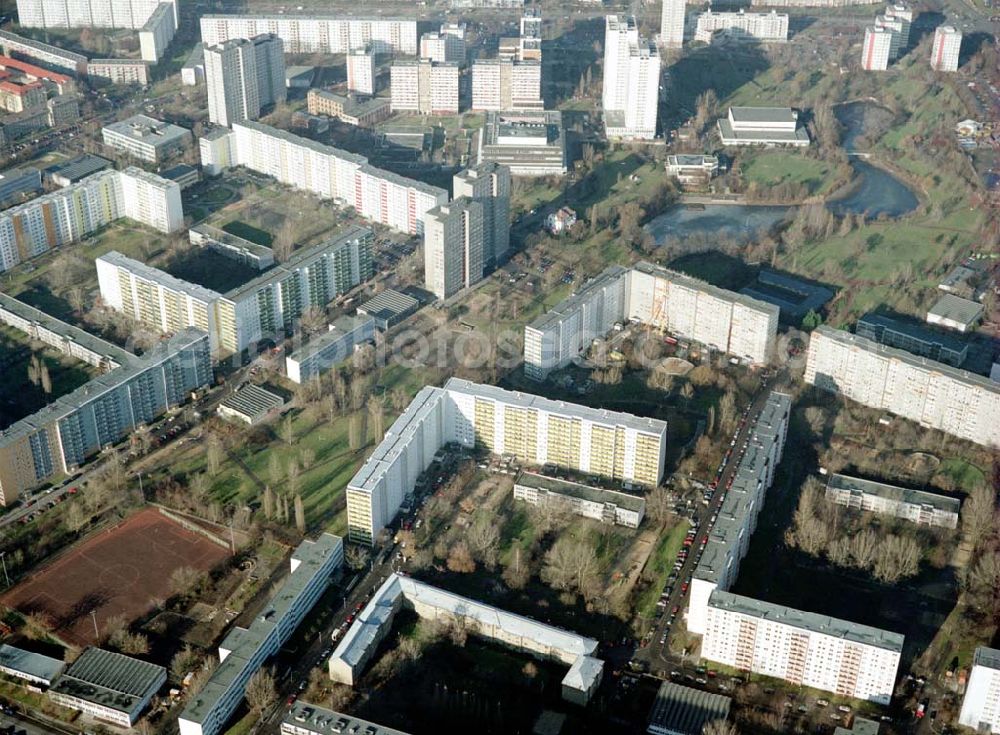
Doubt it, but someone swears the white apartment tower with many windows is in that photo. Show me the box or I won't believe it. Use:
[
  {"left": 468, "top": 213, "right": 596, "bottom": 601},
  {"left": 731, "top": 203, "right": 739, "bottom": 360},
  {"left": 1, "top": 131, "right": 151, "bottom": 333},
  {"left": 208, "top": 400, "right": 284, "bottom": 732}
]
[
  {"left": 660, "top": 0, "right": 685, "bottom": 48},
  {"left": 861, "top": 26, "right": 892, "bottom": 70},
  {"left": 205, "top": 34, "right": 286, "bottom": 127},
  {"left": 602, "top": 16, "right": 660, "bottom": 140},
  {"left": 390, "top": 59, "right": 459, "bottom": 114},
  {"left": 930, "top": 25, "right": 961, "bottom": 71},
  {"left": 346, "top": 45, "right": 376, "bottom": 95},
  {"left": 452, "top": 162, "right": 511, "bottom": 268},
  {"left": 423, "top": 197, "right": 485, "bottom": 300},
  {"left": 471, "top": 59, "right": 543, "bottom": 111},
  {"left": 420, "top": 25, "right": 465, "bottom": 63},
  {"left": 960, "top": 647, "right": 1000, "bottom": 733}
]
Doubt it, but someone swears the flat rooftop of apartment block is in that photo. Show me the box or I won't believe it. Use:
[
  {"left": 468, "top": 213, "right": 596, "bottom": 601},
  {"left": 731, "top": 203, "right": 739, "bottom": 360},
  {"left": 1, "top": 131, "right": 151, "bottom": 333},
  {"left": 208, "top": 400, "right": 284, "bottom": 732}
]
[
  {"left": 99, "top": 251, "right": 222, "bottom": 303},
  {"left": 709, "top": 590, "right": 905, "bottom": 652},
  {"left": 444, "top": 377, "right": 668, "bottom": 436},
  {"left": 973, "top": 646, "right": 1000, "bottom": 671},
  {"left": 814, "top": 326, "right": 998, "bottom": 392},
  {"left": 284, "top": 702, "right": 410, "bottom": 735},
  {"left": 728, "top": 106, "right": 798, "bottom": 125},
  {"left": 514, "top": 470, "right": 646, "bottom": 512},
  {"left": 739, "top": 269, "right": 834, "bottom": 319},
  {"left": 634, "top": 261, "right": 781, "bottom": 318},
  {"left": 828, "top": 474, "right": 960, "bottom": 514}
]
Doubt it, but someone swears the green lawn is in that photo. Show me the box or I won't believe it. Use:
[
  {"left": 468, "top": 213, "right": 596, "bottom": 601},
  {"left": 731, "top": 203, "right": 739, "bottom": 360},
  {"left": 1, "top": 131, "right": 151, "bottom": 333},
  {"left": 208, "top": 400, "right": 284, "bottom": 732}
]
[
  {"left": 937, "top": 458, "right": 987, "bottom": 493},
  {"left": 741, "top": 151, "right": 839, "bottom": 195}
]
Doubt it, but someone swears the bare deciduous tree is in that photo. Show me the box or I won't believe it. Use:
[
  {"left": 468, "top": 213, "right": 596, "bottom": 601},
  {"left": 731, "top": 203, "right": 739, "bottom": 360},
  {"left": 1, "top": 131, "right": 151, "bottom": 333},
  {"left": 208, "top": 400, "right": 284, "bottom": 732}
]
[
  {"left": 245, "top": 667, "right": 278, "bottom": 714},
  {"left": 646, "top": 487, "right": 672, "bottom": 526},
  {"left": 446, "top": 542, "right": 476, "bottom": 573}
]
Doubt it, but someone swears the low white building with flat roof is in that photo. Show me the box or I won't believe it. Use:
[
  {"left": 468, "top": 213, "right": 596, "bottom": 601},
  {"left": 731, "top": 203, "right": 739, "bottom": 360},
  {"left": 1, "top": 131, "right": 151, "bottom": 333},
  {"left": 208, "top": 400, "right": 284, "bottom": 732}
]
[
  {"left": 329, "top": 573, "right": 603, "bottom": 704},
  {"left": 926, "top": 293, "right": 983, "bottom": 332},
  {"left": 825, "top": 473, "right": 960, "bottom": 529},
  {"left": 718, "top": 107, "right": 810, "bottom": 147},
  {"left": 513, "top": 471, "right": 646, "bottom": 528},
  {"left": 217, "top": 384, "right": 284, "bottom": 425},
  {"left": 285, "top": 315, "right": 375, "bottom": 384},
  {"left": 0, "top": 644, "right": 65, "bottom": 686},
  {"left": 478, "top": 111, "right": 567, "bottom": 176}
]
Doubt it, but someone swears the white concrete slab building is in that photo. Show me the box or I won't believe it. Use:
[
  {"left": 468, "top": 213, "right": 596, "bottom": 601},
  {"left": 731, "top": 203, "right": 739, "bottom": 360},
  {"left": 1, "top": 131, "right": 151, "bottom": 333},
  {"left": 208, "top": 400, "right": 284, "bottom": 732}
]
[
  {"left": 930, "top": 25, "right": 961, "bottom": 71},
  {"left": 960, "top": 647, "right": 1000, "bottom": 733},
  {"left": 329, "top": 573, "right": 603, "bottom": 704},
  {"left": 205, "top": 34, "right": 286, "bottom": 128},
  {"left": 805, "top": 326, "right": 1000, "bottom": 448},
  {"left": 453, "top": 162, "right": 511, "bottom": 268},
  {"left": 694, "top": 10, "right": 789, "bottom": 43},
  {"left": 390, "top": 59, "right": 459, "bottom": 114},
  {"left": 199, "top": 15, "right": 417, "bottom": 55},
  {"left": 602, "top": 15, "right": 660, "bottom": 140},
  {"left": 703, "top": 591, "right": 903, "bottom": 704},
  {"left": 825, "top": 474, "right": 960, "bottom": 529},
  {"left": 285, "top": 315, "right": 376, "bottom": 384},
  {"left": 686, "top": 392, "right": 792, "bottom": 635},
  {"left": 346, "top": 45, "right": 376, "bottom": 96},
  {"left": 471, "top": 59, "right": 543, "bottom": 111},
  {"left": 222, "top": 121, "right": 447, "bottom": 235},
  {"left": 718, "top": 107, "right": 810, "bottom": 146},
  {"left": 179, "top": 535, "right": 343, "bottom": 735},
  {"left": 346, "top": 378, "right": 667, "bottom": 544},
  {"left": 102, "top": 114, "right": 191, "bottom": 162}
]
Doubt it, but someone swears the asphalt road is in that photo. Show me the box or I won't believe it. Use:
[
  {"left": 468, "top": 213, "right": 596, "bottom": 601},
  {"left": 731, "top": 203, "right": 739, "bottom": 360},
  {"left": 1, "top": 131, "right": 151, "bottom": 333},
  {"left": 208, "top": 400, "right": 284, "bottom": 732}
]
[{"left": 633, "top": 380, "right": 776, "bottom": 675}]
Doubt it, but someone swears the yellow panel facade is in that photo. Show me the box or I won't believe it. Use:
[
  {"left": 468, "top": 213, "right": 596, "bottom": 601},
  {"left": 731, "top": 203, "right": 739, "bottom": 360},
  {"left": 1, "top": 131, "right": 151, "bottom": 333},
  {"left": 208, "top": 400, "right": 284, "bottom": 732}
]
[
  {"left": 546, "top": 415, "right": 581, "bottom": 470},
  {"left": 474, "top": 398, "right": 496, "bottom": 452}
]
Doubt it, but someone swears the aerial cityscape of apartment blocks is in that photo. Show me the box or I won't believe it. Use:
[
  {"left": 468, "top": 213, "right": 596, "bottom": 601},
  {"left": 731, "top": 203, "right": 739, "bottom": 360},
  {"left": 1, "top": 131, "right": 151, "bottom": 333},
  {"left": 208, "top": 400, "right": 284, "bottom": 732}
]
[
  {"left": 453, "top": 162, "right": 511, "bottom": 269},
  {"left": 390, "top": 60, "right": 460, "bottom": 115},
  {"left": 524, "top": 262, "right": 778, "bottom": 381},
  {"left": 423, "top": 198, "right": 485, "bottom": 300},
  {"left": 825, "top": 474, "right": 960, "bottom": 530},
  {"left": 602, "top": 15, "right": 660, "bottom": 140},
  {"left": 959, "top": 647, "right": 1000, "bottom": 733},
  {"left": 0, "top": 167, "right": 182, "bottom": 273},
  {"left": 346, "top": 378, "right": 667, "bottom": 544},
  {"left": 205, "top": 35, "right": 286, "bottom": 128},
  {"left": 0, "top": 329, "right": 211, "bottom": 504},
  {"left": 98, "top": 227, "right": 373, "bottom": 355},
  {"left": 702, "top": 591, "right": 903, "bottom": 704},
  {"left": 178, "top": 534, "right": 343, "bottom": 735},
  {"left": 16, "top": 0, "right": 176, "bottom": 30},
  {"left": 686, "top": 392, "right": 792, "bottom": 634},
  {"left": 213, "top": 121, "right": 447, "bottom": 235},
  {"left": 199, "top": 15, "right": 418, "bottom": 55},
  {"left": 804, "top": 326, "right": 1000, "bottom": 448}
]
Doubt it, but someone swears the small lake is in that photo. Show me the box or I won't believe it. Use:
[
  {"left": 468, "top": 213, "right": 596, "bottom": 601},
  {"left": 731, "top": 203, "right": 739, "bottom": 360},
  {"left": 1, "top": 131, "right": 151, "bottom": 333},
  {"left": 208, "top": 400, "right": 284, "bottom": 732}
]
[
  {"left": 826, "top": 100, "right": 920, "bottom": 218},
  {"left": 645, "top": 204, "right": 793, "bottom": 243}
]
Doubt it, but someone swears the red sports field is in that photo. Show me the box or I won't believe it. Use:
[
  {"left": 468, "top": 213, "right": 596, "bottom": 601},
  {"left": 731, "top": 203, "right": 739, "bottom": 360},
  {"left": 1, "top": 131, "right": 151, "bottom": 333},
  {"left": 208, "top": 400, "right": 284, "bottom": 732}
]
[{"left": 2, "top": 508, "right": 229, "bottom": 646}]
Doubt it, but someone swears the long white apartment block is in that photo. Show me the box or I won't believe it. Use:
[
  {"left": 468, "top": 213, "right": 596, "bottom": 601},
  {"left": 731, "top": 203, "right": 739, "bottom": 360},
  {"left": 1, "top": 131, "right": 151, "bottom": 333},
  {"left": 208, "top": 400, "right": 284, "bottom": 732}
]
[
  {"left": 179, "top": 535, "right": 343, "bottom": 735},
  {"left": 930, "top": 25, "right": 961, "bottom": 71},
  {"left": 346, "top": 46, "right": 375, "bottom": 96},
  {"left": 199, "top": 15, "right": 418, "bottom": 55},
  {"left": 216, "top": 121, "right": 447, "bottom": 235},
  {"left": 524, "top": 262, "right": 778, "bottom": 381},
  {"left": 138, "top": 2, "right": 176, "bottom": 62},
  {"left": 703, "top": 591, "right": 903, "bottom": 704},
  {"left": 0, "top": 167, "right": 181, "bottom": 274},
  {"left": 661, "top": 0, "right": 686, "bottom": 48},
  {"left": 960, "top": 647, "right": 1000, "bottom": 733},
  {"left": 390, "top": 59, "right": 459, "bottom": 114},
  {"left": 825, "top": 473, "right": 960, "bottom": 529},
  {"left": 861, "top": 26, "right": 892, "bottom": 70},
  {"left": 98, "top": 226, "right": 373, "bottom": 356},
  {"left": 453, "top": 162, "right": 511, "bottom": 268},
  {"left": 423, "top": 197, "right": 484, "bottom": 300},
  {"left": 16, "top": 0, "right": 176, "bottom": 30},
  {"left": 602, "top": 15, "right": 660, "bottom": 140},
  {"left": 804, "top": 326, "right": 1000, "bottom": 449},
  {"left": 97, "top": 251, "right": 220, "bottom": 344},
  {"left": 346, "top": 377, "right": 667, "bottom": 544},
  {"left": 694, "top": 10, "right": 789, "bottom": 43},
  {"left": 687, "top": 392, "right": 791, "bottom": 635},
  {"left": 471, "top": 59, "right": 543, "bottom": 112}
]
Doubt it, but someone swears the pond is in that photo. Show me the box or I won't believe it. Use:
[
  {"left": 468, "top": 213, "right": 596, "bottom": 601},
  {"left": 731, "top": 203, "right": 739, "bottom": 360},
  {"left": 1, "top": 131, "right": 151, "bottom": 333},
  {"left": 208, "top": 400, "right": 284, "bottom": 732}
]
[{"left": 645, "top": 203, "right": 793, "bottom": 244}]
